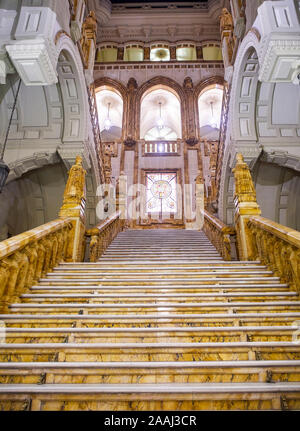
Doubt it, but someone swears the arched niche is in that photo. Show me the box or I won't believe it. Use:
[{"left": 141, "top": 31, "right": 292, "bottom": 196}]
[
  {"left": 252, "top": 161, "right": 300, "bottom": 231},
  {"left": 202, "top": 42, "right": 222, "bottom": 61},
  {"left": 0, "top": 162, "right": 67, "bottom": 240},
  {"left": 96, "top": 86, "right": 124, "bottom": 142},
  {"left": 0, "top": 32, "right": 98, "bottom": 237},
  {"left": 124, "top": 43, "right": 144, "bottom": 62},
  {"left": 140, "top": 86, "right": 182, "bottom": 141},
  {"left": 136, "top": 77, "right": 186, "bottom": 140},
  {"left": 198, "top": 84, "right": 224, "bottom": 140},
  {"left": 219, "top": 28, "right": 300, "bottom": 226},
  {"left": 150, "top": 43, "right": 170, "bottom": 62},
  {"left": 95, "top": 77, "right": 128, "bottom": 140},
  {"left": 96, "top": 44, "right": 118, "bottom": 62},
  {"left": 176, "top": 43, "right": 196, "bottom": 61}
]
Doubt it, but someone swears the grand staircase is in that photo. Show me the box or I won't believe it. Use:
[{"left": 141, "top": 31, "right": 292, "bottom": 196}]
[{"left": 1, "top": 229, "right": 300, "bottom": 411}]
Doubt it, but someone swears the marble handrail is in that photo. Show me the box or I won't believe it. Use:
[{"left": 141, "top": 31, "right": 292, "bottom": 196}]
[
  {"left": 203, "top": 210, "right": 236, "bottom": 261},
  {"left": 248, "top": 216, "right": 300, "bottom": 293},
  {"left": 86, "top": 211, "right": 124, "bottom": 262},
  {"left": 0, "top": 218, "right": 72, "bottom": 312}
]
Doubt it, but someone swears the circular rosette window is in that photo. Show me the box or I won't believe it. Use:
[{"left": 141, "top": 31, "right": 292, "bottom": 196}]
[
  {"left": 146, "top": 172, "right": 177, "bottom": 214},
  {"left": 150, "top": 180, "right": 172, "bottom": 199}
]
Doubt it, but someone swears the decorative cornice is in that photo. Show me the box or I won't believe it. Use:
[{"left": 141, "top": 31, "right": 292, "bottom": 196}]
[
  {"left": 7, "top": 152, "right": 60, "bottom": 183},
  {"left": 6, "top": 38, "right": 58, "bottom": 86},
  {"left": 260, "top": 150, "right": 300, "bottom": 173}
]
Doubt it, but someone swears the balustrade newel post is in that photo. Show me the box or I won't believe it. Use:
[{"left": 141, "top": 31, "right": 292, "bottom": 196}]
[
  {"left": 59, "top": 156, "right": 87, "bottom": 262},
  {"left": 233, "top": 153, "right": 261, "bottom": 260}
]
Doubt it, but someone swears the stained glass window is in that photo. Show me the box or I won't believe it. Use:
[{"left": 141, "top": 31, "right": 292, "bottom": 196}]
[{"left": 146, "top": 172, "right": 177, "bottom": 214}]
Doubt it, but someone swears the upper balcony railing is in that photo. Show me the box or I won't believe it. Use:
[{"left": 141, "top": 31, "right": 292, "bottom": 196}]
[{"left": 143, "top": 140, "right": 181, "bottom": 156}]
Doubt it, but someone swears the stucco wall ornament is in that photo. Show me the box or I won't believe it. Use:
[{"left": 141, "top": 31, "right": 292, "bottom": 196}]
[{"left": 124, "top": 136, "right": 136, "bottom": 148}]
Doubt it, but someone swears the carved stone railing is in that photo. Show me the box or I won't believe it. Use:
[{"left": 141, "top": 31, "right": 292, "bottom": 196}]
[
  {"left": 0, "top": 156, "right": 87, "bottom": 312},
  {"left": 86, "top": 211, "right": 125, "bottom": 262},
  {"left": 143, "top": 140, "right": 181, "bottom": 156},
  {"left": 215, "top": 81, "right": 230, "bottom": 207},
  {"left": 203, "top": 210, "right": 237, "bottom": 261},
  {"left": 87, "top": 83, "right": 105, "bottom": 184},
  {"left": 247, "top": 216, "right": 300, "bottom": 293},
  {"left": 0, "top": 219, "right": 71, "bottom": 312}
]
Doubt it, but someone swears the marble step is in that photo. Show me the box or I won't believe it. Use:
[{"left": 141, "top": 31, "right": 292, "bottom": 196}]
[
  {"left": 58, "top": 261, "right": 262, "bottom": 266},
  {"left": 1, "top": 360, "right": 300, "bottom": 385},
  {"left": 9, "top": 301, "right": 300, "bottom": 316},
  {"left": 2, "top": 312, "right": 300, "bottom": 328},
  {"left": 1, "top": 341, "right": 300, "bottom": 363},
  {"left": 21, "top": 292, "right": 297, "bottom": 304},
  {"left": 39, "top": 277, "right": 281, "bottom": 285},
  {"left": 103, "top": 250, "right": 219, "bottom": 254},
  {"left": 1, "top": 382, "right": 300, "bottom": 392},
  {"left": 3, "top": 325, "right": 298, "bottom": 343},
  {"left": 107, "top": 242, "right": 217, "bottom": 245},
  {"left": 101, "top": 254, "right": 221, "bottom": 258},
  {"left": 98, "top": 258, "right": 224, "bottom": 262},
  {"left": 47, "top": 270, "right": 273, "bottom": 277},
  {"left": 2, "top": 383, "right": 300, "bottom": 411},
  {"left": 106, "top": 248, "right": 218, "bottom": 251},
  {"left": 30, "top": 285, "right": 291, "bottom": 294},
  {"left": 53, "top": 265, "right": 268, "bottom": 272},
  {"left": 3, "top": 325, "right": 299, "bottom": 335}
]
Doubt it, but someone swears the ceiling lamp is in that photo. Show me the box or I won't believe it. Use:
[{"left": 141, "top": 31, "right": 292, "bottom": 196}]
[
  {"left": 156, "top": 49, "right": 168, "bottom": 61},
  {"left": 209, "top": 101, "right": 218, "bottom": 129},
  {"left": 0, "top": 79, "right": 22, "bottom": 193},
  {"left": 156, "top": 102, "right": 164, "bottom": 130},
  {"left": 104, "top": 102, "right": 112, "bottom": 131}
]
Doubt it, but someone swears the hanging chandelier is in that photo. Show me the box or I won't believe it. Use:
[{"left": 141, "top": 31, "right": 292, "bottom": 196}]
[
  {"left": 209, "top": 101, "right": 218, "bottom": 129},
  {"left": 104, "top": 102, "right": 112, "bottom": 131},
  {"left": 156, "top": 101, "right": 164, "bottom": 130}
]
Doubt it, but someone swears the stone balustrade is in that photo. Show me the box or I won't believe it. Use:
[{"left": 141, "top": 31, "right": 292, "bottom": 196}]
[
  {"left": 248, "top": 216, "right": 300, "bottom": 293},
  {"left": 0, "top": 219, "right": 71, "bottom": 312},
  {"left": 86, "top": 211, "right": 124, "bottom": 262},
  {"left": 203, "top": 210, "right": 236, "bottom": 261}
]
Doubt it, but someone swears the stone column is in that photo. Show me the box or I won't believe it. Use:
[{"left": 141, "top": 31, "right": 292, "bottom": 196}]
[
  {"left": 117, "top": 46, "right": 124, "bottom": 61},
  {"left": 183, "top": 77, "right": 197, "bottom": 140},
  {"left": 125, "top": 77, "right": 138, "bottom": 140},
  {"left": 144, "top": 46, "right": 150, "bottom": 60},
  {"left": 170, "top": 46, "right": 177, "bottom": 60},
  {"left": 196, "top": 45, "right": 203, "bottom": 60}
]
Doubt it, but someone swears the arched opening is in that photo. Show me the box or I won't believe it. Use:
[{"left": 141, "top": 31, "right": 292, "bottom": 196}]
[
  {"left": 150, "top": 43, "right": 170, "bottom": 62},
  {"left": 140, "top": 86, "right": 182, "bottom": 141},
  {"left": 176, "top": 43, "right": 196, "bottom": 61},
  {"left": 202, "top": 43, "right": 222, "bottom": 61},
  {"left": 96, "top": 44, "right": 118, "bottom": 62},
  {"left": 198, "top": 84, "right": 224, "bottom": 140},
  {"left": 0, "top": 39, "right": 97, "bottom": 237},
  {"left": 124, "top": 44, "right": 144, "bottom": 62},
  {"left": 96, "top": 86, "right": 123, "bottom": 142}
]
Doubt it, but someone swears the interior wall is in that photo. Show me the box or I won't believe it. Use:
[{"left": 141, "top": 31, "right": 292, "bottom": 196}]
[
  {"left": 253, "top": 161, "right": 300, "bottom": 230},
  {"left": 0, "top": 162, "right": 67, "bottom": 240}
]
